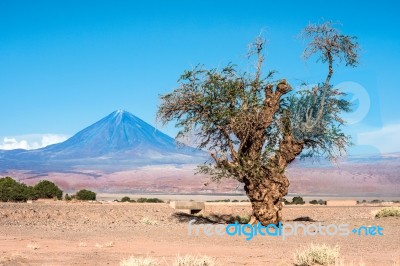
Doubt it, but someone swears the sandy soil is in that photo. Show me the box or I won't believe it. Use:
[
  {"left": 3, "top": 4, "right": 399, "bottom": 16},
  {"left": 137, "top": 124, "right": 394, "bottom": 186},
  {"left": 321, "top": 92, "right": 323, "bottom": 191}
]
[{"left": 0, "top": 202, "right": 399, "bottom": 265}]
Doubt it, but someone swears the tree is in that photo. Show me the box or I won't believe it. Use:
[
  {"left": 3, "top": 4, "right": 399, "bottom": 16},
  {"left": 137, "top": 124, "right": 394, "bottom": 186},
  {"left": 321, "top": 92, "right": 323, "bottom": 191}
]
[
  {"left": 292, "top": 196, "right": 305, "bottom": 205},
  {"left": 33, "top": 180, "right": 63, "bottom": 200},
  {"left": 76, "top": 189, "right": 96, "bottom": 201},
  {"left": 0, "top": 176, "right": 32, "bottom": 202},
  {"left": 157, "top": 21, "right": 359, "bottom": 225},
  {"left": 121, "top": 196, "right": 131, "bottom": 202}
]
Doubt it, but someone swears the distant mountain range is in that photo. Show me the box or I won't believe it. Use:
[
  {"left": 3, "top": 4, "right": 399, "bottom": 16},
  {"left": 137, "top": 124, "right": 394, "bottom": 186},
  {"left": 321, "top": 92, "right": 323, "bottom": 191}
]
[{"left": 0, "top": 110, "right": 399, "bottom": 196}]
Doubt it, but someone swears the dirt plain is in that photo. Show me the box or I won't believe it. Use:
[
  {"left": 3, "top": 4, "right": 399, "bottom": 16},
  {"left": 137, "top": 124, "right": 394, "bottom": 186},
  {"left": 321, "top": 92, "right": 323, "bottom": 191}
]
[{"left": 0, "top": 201, "right": 399, "bottom": 266}]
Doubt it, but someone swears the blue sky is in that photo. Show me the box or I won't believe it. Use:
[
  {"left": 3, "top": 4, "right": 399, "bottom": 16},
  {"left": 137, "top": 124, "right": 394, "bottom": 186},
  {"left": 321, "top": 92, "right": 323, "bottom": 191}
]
[{"left": 0, "top": 0, "right": 399, "bottom": 154}]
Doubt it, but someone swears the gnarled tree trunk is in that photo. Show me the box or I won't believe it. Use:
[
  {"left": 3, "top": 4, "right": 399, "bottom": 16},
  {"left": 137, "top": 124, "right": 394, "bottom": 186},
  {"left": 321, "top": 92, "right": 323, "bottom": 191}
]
[{"left": 244, "top": 171, "right": 289, "bottom": 226}]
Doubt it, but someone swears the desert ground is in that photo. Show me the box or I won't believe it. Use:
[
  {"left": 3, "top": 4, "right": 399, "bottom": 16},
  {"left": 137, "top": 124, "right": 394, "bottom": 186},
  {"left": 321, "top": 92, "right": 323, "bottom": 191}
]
[{"left": 0, "top": 201, "right": 399, "bottom": 266}]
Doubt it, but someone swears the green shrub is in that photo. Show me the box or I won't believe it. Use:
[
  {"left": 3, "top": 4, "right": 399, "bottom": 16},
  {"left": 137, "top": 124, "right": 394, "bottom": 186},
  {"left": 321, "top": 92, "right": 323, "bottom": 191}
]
[
  {"left": 146, "top": 198, "right": 164, "bottom": 203},
  {"left": 232, "top": 199, "right": 239, "bottom": 202},
  {"left": 33, "top": 180, "right": 63, "bottom": 200},
  {"left": 370, "top": 199, "right": 381, "bottom": 204},
  {"left": 309, "top": 199, "right": 326, "bottom": 205},
  {"left": 136, "top": 197, "right": 163, "bottom": 203},
  {"left": 0, "top": 176, "right": 33, "bottom": 202},
  {"left": 64, "top": 193, "right": 72, "bottom": 201},
  {"left": 375, "top": 207, "right": 400, "bottom": 218},
  {"left": 292, "top": 196, "right": 305, "bottom": 205},
  {"left": 76, "top": 189, "right": 96, "bottom": 201},
  {"left": 121, "top": 196, "right": 131, "bottom": 202}
]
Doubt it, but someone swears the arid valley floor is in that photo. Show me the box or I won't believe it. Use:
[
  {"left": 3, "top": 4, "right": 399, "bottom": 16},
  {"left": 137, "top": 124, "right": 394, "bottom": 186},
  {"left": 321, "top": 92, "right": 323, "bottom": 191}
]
[{"left": 0, "top": 201, "right": 399, "bottom": 266}]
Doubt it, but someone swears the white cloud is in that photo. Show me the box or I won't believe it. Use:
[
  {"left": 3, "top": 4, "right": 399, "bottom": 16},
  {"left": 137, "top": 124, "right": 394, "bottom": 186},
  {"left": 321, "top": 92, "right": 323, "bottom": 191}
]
[
  {"left": 0, "top": 134, "right": 69, "bottom": 150},
  {"left": 357, "top": 124, "right": 400, "bottom": 153}
]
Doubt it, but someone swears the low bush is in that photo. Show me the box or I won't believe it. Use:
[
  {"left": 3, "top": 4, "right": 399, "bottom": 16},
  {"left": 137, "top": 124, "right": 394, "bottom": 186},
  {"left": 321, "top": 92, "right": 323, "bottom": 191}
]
[
  {"left": 294, "top": 243, "right": 340, "bottom": 266},
  {"left": 75, "top": 189, "right": 96, "bottom": 201},
  {"left": 375, "top": 207, "right": 400, "bottom": 218},
  {"left": 309, "top": 199, "right": 326, "bottom": 205},
  {"left": 137, "top": 197, "right": 163, "bottom": 203}
]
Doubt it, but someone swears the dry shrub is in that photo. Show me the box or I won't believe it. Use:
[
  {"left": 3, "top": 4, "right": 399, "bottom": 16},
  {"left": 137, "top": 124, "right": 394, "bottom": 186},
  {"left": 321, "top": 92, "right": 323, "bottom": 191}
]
[
  {"left": 140, "top": 217, "right": 158, "bottom": 225},
  {"left": 294, "top": 243, "right": 340, "bottom": 266},
  {"left": 26, "top": 243, "right": 40, "bottom": 250},
  {"left": 375, "top": 207, "right": 400, "bottom": 218},
  {"left": 120, "top": 256, "right": 159, "bottom": 266},
  {"left": 173, "top": 255, "right": 216, "bottom": 266}
]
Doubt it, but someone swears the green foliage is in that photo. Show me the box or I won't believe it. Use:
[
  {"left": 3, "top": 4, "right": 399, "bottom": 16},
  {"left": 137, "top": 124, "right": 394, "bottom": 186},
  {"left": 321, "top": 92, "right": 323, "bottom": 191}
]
[
  {"left": 0, "top": 176, "right": 34, "bottom": 202},
  {"left": 121, "top": 196, "right": 135, "bottom": 202},
  {"left": 121, "top": 196, "right": 131, "bottom": 202},
  {"left": 309, "top": 199, "right": 326, "bottom": 205},
  {"left": 206, "top": 199, "right": 230, "bottom": 203},
  {"left": 33, "top": 180, "right": 63, "bottom": 200},
  {"left": 75, "top": 189, "right": 96, "bottom": 201},
  {"left": 292, "top": 196, "right": 305, "bottom": 205},
  {"left": 136, "top": 197, "right": 163, "bottom": 203},
  {"left": 64, "top": 193, "right": 72, "bottom": 201}
]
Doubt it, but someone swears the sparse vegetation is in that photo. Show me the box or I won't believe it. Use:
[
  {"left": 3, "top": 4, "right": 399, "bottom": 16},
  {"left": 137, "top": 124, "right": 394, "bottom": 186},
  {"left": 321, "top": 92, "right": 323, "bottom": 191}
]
[
  {"left": 140, "top": 217, "right": 158, "bottom": 225},
  {"left": 75, "top": 189, "right": 96, "bottom": 201},
  {"left": 375, "top": 207, "right": 400, "bottom": 218},
  {"left": 294, "top": 243, "right": 340, "bottom": 266},
  {"left": 136, "top": 197, "right": 164, "bottom": 203},
  {"left": 119, "top": 255, "right": 217, "bottom": 266},
  {"left": 309, "top": 199, "right": 326, "bottom": 205},
  {"left": 206, "top": 199, "right": 230, "bottom": 203},
  {"left": 120, "top": 256, "right": 159, "bottom": 266},
  {"left": 173, "top": 255, "right": 216, "bottom": 266}
]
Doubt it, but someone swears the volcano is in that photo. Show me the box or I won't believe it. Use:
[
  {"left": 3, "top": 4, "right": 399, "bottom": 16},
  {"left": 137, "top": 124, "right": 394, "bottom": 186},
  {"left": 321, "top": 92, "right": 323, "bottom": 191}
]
[{"left": 0, "top": 110, "right": 207, "bottom": 172}]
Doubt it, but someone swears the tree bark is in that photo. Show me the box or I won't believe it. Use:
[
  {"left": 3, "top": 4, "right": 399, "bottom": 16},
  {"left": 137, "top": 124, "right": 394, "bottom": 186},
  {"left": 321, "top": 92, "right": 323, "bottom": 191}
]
[{"left": 244, "top": 171, "right": 289, "bottom": 226}]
